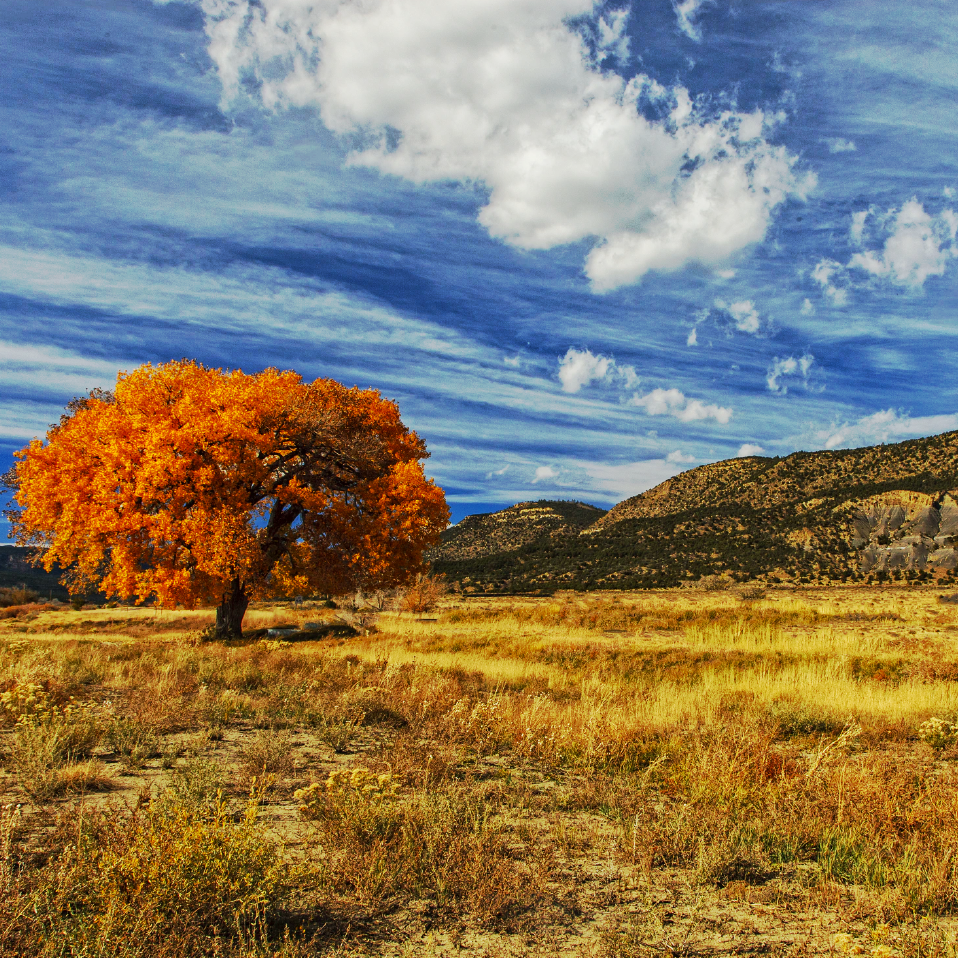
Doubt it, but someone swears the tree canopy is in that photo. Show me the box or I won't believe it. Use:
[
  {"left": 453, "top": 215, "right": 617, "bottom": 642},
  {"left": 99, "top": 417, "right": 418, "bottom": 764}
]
[{"left": 7, "top": 361, "right": 448, "bottom": 637}]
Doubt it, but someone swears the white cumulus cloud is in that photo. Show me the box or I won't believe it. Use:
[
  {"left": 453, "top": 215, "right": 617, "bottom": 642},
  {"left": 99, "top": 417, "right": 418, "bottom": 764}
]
[
  {"left": 767, "top": 354, "right": 815, "bottom": 395},
  {"left": 824, "top": 137, "right": 856, "bottom": 153},
  {"left": 716, "top": 298, "right": 762, "bottom": 334},
  {"left": 532, "top": 465, "right": 559, "bottom": 483},
  {"left": 666, "top": 449, "right": 696, "bottom": 463},
  {"left": 629, "top": 387, "right": 732, "bottom": 424},
  {"left": 849, "top": 198, "right": 957, "bottom": 289},
  {"left": 557, "top": 347, "right": 639, "bottom": 393},
  {"left": 557, "top": 347, "right": 613, "bottom": 393},
  {"left": 736, "top": 443, "right": 765, "bottom": 457},
  {"left": 597, "top": 8, "right": 631, "bottom": 62},
  {"left": 193, "top": 0, "right": 812, "bottom": 291}
]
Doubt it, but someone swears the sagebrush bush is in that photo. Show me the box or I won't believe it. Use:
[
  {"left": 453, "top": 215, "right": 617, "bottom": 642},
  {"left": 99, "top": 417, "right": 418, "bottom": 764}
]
[
  {"left": 397, "top": 574, "right": 448, "bottom": 614},
  {"left": 0, "top": 585, "right": 39, "bottom": 608},
  {"left": 0, "top": 792, "right": 282, "bottom": 957},
  {"left": 698, "top": 574, "right": 734, "bottom": 592},
  {"left": 238, "top": 729, "right": 294, "bottom": 783},
  {"left": 106, "top": 715, "right": 160, "bottom": 768}
]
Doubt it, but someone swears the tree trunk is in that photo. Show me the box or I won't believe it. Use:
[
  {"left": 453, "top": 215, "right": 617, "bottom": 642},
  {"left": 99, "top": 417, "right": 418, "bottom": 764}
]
[{"left": 214, "top": 579, "right": 249, "bottom": 640}]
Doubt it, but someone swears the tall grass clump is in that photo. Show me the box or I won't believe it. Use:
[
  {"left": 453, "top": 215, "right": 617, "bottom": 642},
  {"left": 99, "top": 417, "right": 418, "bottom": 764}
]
[
  {"left": 4, "top": 687, "right": 108, "bottom": 799},
  {"left": 297, "top": 771, "right": 549, "bottom": 928}
]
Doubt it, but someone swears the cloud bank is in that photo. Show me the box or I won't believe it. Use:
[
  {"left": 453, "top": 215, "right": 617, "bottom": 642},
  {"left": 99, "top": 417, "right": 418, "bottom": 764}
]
[
  {"left": 820, "top": 409, "right": 958, "bottom": 450},
  {"left": 193, "top": 0, "right": 812, "bottom": 290}
]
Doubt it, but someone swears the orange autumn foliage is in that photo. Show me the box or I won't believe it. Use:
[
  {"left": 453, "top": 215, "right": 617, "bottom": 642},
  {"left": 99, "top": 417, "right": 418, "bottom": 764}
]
[{"left": 8, "top": 361, "right": 448, "bottom": 632}]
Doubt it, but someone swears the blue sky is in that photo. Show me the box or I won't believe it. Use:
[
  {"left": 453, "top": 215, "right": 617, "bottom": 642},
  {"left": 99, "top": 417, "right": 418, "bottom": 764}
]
[{"left": 2, "top": 0, "right": 958, "bottom": 527}]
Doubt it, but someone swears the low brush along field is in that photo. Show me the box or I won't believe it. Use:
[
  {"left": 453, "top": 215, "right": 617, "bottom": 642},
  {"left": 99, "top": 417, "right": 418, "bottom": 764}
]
[{"left": 3, "top": 587, "right": 958, "bottom": 956}]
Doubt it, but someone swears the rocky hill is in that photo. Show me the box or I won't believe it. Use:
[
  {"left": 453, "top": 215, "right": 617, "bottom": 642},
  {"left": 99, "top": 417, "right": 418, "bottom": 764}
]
[{"left": 430, "top": 431, "right": 958, "bottom": 592}]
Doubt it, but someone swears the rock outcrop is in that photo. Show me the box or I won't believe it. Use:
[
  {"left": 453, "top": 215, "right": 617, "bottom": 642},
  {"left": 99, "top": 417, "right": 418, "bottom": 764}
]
[{"left": 850, "top": 492, "right": 958, "bottom": 573}]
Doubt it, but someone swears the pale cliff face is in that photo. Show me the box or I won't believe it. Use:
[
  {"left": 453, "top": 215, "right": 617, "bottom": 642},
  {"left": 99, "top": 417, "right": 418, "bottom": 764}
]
[{"left": 851, "top": 493, "right": 958, "bottom": 573}]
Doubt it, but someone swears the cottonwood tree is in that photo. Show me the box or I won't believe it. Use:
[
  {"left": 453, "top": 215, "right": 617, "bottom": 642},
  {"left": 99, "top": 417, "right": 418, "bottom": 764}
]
[{"left": 6, "top": 361, "right": 448, "bottom": 638}]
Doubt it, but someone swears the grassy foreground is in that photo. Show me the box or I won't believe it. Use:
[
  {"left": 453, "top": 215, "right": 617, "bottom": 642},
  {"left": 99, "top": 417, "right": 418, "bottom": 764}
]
[{"left": 2, "top": 587, "right": 958, "bottom": 955}]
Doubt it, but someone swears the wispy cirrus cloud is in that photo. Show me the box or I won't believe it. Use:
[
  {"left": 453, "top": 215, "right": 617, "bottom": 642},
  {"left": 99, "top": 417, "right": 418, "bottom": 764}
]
[
  {"left": 672, "top": 0, "right": 714, "bottom": 42},
  {"left": 0, "top": 399, "right": 75, "bottom": 441},
  {"left": 578, "top": 457, "right": 683, "bottom": 498},
  {"left": 0, "top": 341, "right": 125, "bottom": 397}
]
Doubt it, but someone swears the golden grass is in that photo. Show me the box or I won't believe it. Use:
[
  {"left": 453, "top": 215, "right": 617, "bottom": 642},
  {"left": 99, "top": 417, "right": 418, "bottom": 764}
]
[
  {"left": 2, "top": 586, "right": 958, "bottom": 955},
  {"left": 351, "top": 593, "right": 958, "bottom": 732}
]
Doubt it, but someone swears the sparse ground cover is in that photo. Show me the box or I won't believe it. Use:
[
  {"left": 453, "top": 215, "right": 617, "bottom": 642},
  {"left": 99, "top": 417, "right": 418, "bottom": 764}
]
[{"left": 2, "top": 588, "right": 958, "bottom": 956}]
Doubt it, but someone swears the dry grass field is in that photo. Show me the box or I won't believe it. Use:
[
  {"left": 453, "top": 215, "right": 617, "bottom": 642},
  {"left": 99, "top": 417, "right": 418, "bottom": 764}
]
[{"left": 2, "top": 586, "right": 958, "bottom": 956}]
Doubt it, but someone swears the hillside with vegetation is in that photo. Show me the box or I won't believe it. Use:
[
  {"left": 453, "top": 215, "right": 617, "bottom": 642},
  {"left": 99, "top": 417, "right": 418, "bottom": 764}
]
[
  {"left": 0, "top": 546, "right": 68, "bottom": 600},
  {"left": 433, "top": 500, "right": 606, "bottom": 562},
  {"left": 431, "top": 431, "right": 958, "bottom": 592}
]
